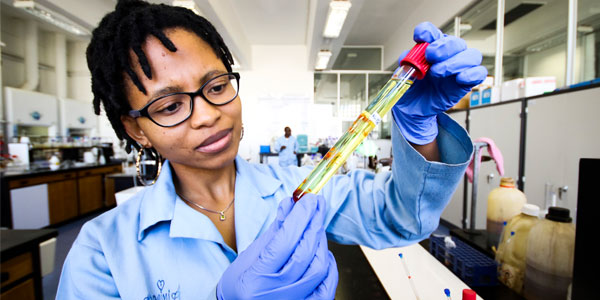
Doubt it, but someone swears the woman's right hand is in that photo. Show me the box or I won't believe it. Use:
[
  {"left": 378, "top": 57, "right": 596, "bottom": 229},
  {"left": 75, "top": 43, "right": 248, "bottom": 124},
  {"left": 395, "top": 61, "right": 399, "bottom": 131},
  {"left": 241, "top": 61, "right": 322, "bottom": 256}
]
[{"left": 216, "top": 194, "right": 338, "bottom": 300}]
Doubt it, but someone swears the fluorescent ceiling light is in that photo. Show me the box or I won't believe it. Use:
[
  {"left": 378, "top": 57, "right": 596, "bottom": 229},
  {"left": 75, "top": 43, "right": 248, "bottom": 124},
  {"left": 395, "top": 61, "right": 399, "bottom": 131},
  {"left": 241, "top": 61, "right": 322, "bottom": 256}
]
[
  {"left": 172, "top": 0, "right": 202, "bottom": 15},
  {"left": 577, "top": 25, "right": 594, "bottom": 33},
  {"left": 13, "top": 0, "right": 91, "bottom": 36},
  {"left": 459, "top": 23, "right": 472, "bottom": 35},
  {"left": 323, "top": 0, "right": 352, "bottom": 39},
  {"left": 315, "top": 50, "right": 332, "bottom": 70}
]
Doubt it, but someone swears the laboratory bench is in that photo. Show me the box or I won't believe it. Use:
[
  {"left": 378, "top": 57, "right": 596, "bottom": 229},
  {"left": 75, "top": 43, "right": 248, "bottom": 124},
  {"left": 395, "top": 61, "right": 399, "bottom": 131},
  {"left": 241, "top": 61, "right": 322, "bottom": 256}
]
[
  {"left": 331, "top": 234, "right": 524, "bottom": 299},
  {"left": 1, "top": 229, "right": 58, "bottom": 300},
  {"left": 0, "top": 161, "right": 123, "bottom": 229}
]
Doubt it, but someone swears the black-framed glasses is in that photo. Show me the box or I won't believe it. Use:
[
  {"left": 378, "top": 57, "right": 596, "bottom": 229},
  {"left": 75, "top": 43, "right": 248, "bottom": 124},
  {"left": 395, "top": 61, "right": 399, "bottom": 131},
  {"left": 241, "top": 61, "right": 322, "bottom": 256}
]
[{"left": 128, "top": 72, "right": 240, "bottom": 127}]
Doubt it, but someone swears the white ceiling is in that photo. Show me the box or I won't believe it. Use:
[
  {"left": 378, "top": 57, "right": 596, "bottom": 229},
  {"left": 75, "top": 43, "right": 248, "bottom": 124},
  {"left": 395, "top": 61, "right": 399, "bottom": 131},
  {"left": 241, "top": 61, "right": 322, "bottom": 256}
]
[{"left": 2, "top": 0, "right": 475, "bottom": 70}]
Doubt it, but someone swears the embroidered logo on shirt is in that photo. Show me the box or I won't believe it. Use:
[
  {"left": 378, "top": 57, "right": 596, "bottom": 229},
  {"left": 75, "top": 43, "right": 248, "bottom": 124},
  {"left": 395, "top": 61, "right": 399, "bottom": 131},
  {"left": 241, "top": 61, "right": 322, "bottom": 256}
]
[{"left": 143, "top": 279, "right": 180, "bottom": 300}]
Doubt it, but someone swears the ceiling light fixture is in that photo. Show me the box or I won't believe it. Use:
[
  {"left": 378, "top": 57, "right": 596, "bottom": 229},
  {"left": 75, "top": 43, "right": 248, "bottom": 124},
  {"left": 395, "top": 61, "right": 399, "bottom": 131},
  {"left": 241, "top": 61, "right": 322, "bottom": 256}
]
[
  {"left": 323, "top": 0, "right": 352, "bottom": 39},
  {"left": 577, "top": 25, "right": 594, "bottom": 33},
  {"left": 12, "top": 0, "right": 91, "bottom": 36},
  {"left": 172, "top": 0, "right": 202, "bottom": 15},
  {"left": 315, "top": 50, "right": 332, "bottom": 70},
  {"left": 459, "top": 23, "right": 472, "bottom": 35}
]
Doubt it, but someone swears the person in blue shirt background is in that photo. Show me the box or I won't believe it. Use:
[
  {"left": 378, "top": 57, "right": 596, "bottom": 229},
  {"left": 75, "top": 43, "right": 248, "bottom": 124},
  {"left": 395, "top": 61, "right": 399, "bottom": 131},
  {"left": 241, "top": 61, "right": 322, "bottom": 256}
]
[
  {"left": 275, "top": 126, "right": 299, "bottom": 167},
  {"left": 56, "top": 0, "right": 487, "bottom": 299}
]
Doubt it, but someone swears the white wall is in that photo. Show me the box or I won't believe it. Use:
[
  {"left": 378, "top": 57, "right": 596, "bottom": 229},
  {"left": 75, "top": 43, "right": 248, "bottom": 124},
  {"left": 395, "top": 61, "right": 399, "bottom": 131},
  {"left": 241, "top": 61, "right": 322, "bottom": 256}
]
[{"left": 238, "top": 44, "right": 340, "bottom": 162}]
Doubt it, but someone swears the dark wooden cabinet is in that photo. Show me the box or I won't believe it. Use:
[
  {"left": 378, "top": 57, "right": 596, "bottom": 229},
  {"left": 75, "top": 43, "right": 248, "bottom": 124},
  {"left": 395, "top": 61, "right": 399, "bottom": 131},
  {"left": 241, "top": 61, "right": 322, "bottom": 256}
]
[
  {"left": 1, "top": 229, "right": 58, "bottom": 300},
  {"left": 48, "top": 179, "right": 79, "bottom": 224},
  {"left": 0, "top": 278, "right": 35, "bottom": 300},
  {"left": 0, "top": 253, "right": 33, "bottom": 290},
  {"left": 0, "top": 252, "right": 36, "bottom": 300},
  {"left": 77, "top": 174, "right": 104, "bottom": 215},
  {"left": 104, "top": 176, "right": 117, "bottom": 207},
  {"left": 2, "top": 164, "right": 123, "bottom": 228}
]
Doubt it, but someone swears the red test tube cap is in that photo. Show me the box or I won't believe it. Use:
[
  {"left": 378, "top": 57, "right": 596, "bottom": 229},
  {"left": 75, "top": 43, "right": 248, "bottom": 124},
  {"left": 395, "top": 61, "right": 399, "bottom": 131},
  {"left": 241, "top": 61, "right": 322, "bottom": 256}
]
[
  {"left": 400, "top": 43, "right": 430, "bottom": 80},
  {"left": 462, "top": 289, "right": 476, "bottom": 300}
]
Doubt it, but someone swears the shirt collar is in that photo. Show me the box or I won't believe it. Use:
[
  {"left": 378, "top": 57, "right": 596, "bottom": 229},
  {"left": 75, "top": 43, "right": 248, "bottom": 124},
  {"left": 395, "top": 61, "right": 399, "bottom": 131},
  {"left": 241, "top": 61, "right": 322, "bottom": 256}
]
[
  {"left": 137, "top": 156, "right": 283, "bottom": 246},
  {"left": 233, "top": 156, "right": 281, "bottom": 198},
  {"left": 137, "top": 160, "right": 178, "bottom": 241}
]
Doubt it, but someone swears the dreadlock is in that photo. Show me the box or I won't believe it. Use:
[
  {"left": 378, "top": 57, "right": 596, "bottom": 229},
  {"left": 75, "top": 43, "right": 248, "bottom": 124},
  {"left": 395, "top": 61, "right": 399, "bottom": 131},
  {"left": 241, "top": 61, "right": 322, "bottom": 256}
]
[{"left": 87, "top": 0, "right": 234, "bottom": 152}]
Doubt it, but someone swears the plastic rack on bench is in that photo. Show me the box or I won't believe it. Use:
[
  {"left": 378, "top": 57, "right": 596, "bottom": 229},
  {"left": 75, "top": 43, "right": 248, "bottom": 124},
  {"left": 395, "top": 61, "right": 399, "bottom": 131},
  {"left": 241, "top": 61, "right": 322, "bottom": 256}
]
[{"left": 429, "top": 236, "right": 498, "bottom": 287}]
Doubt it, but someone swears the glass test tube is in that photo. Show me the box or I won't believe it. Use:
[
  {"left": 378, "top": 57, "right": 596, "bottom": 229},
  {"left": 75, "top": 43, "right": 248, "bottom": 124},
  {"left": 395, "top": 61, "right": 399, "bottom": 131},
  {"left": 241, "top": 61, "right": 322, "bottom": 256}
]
[{"left": 293, "top": 43, "right": 430, "bottom": 202}]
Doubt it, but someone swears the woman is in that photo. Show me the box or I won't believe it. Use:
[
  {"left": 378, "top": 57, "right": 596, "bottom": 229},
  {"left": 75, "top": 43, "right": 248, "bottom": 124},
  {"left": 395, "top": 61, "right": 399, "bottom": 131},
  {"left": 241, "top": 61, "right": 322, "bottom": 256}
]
[{"left": 57, "top": 1, "right": 486, "bottom": 299}]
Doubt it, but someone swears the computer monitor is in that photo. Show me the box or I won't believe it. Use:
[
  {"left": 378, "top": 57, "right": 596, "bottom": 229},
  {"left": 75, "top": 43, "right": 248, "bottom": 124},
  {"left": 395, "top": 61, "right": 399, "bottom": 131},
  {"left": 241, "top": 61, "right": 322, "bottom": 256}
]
[{"left": 571, "top": 158, "right": 598, "bottom": 299}]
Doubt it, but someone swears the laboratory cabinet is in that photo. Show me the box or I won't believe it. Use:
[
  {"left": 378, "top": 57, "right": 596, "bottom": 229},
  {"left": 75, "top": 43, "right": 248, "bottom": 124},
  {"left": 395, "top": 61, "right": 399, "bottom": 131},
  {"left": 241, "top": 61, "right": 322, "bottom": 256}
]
[
  {"left": 1, "top": 229, "right": 58, "bottom": 300},
  {"left": 524, "top": 87, "right": 600, "bottom": 215},
  {"left": 467, "top": 102, "right": 522, "bottom": 229},
  {"left": 444, "top": 103, "right": 522, "bottom": 230},
  {"left": 47, "top": 178, "right": 78, "bottom": 224},
  {"left": 9, "top": 184, "right": 50, "bottom": 229},
  {"left": 1, "top": 253, "right": 35, "bottom": 300},
  {"left": 1, "top": 163, "right": 122, "bottom": 228},
  {"left": 4, "top": 87, "right": 58, "bottom": 127},
  {"left": 58, "top": 97, "right": 99, "bottom": 136},
  {"left": 443, "top": 84, "right": 600, "bottom": 230},
  {"left": 77, "top": 170, "right": 105, "bottom": 215}
]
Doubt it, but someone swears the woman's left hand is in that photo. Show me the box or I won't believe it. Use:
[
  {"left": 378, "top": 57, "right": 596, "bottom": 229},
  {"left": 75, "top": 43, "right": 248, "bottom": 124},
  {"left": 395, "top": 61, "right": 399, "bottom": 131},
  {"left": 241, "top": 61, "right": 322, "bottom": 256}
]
[{"left": 393, "top": 22, "right": 488, "bottom": 145}]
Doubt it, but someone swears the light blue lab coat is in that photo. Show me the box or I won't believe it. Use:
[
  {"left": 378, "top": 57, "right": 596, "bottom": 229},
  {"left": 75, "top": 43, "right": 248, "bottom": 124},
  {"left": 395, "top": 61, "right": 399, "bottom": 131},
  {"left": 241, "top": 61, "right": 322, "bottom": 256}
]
[
  {"left": 56, "top": 113, "right": 473, "bottom": 300},
  {"left": 274, "top": 135, "right": 299, "bottom": 167}
]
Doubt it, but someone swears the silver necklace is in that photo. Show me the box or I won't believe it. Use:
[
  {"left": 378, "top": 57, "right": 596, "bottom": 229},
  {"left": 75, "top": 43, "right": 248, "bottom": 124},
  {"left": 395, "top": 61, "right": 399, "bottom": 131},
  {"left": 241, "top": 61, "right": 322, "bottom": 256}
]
[{"left": 177, "top": 193, "right": 235, "bottom": 221}]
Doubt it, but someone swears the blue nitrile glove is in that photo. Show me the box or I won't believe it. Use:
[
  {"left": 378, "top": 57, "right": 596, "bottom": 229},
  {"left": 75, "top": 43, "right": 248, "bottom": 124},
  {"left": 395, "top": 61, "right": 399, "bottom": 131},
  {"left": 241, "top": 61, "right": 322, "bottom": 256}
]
[
  {"left": 392, "top": 22, "right": 488, "bottom": 145},
  {"left": 216, "top": 194, "right": 338, "bottom": 300}
]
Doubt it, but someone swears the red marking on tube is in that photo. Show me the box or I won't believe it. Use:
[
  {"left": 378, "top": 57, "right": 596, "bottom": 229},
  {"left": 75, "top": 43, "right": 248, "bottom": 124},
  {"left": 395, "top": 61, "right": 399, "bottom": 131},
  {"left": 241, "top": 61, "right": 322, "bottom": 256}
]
[{"left": 293, "top": 189, "right": 303, "bottom": 202}]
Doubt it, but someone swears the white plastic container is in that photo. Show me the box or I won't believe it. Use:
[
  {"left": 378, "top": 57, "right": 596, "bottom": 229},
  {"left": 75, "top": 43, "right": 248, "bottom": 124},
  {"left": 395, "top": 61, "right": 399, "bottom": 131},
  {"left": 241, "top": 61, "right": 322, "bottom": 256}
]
[
  {"left": 486, "top": 177, "right": 527, "bottom": 248},
  {"left": 523, "top": 77, "right": 556, "bottom": 97},
  {"left": 496, "top": 204, "right": 540, "bottom": 294},
  {"left": 49, "top": 153, "right": 60, "bottom": 170},
  {"left": 524, "top": 207, "right": 575, "bottom": 300}
]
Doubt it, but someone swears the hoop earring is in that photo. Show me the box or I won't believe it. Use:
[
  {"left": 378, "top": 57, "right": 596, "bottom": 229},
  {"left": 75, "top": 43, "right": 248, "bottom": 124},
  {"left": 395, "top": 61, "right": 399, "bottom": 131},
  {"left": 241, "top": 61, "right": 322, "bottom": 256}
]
[
  {"left": 240, "top": 125, "right": 244, "bottom": 141},
  {"left": 135, "top": 147, "right": 163, "bottom": 186}
]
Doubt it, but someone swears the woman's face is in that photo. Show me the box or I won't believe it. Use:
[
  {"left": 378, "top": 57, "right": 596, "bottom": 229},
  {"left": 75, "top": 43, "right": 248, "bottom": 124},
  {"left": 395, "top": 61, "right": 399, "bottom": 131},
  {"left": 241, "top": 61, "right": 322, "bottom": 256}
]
[{"left": 121, "top": 28, "right": 242, "bottom": 171}]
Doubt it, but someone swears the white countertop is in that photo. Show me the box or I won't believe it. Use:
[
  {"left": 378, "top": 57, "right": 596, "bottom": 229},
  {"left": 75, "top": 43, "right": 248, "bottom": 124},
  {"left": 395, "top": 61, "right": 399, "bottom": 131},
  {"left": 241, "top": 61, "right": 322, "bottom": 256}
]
[{"left": 360, "top": 243, "right": 484, "bottom": 300}]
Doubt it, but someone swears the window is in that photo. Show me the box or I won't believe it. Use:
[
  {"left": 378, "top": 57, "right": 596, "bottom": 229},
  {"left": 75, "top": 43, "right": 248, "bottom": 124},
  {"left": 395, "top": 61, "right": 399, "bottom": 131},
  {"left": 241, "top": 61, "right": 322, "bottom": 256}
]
[
  {"left": 332, "top": 47, "right": 382, "bottom": 70},
  {"left": 577, "top": 0, "right": 600, "bottom": 83}
]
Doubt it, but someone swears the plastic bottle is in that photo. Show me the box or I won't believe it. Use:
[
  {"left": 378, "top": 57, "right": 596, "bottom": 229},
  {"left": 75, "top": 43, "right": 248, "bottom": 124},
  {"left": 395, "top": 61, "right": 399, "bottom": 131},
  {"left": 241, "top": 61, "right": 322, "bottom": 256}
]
[
  {"left": 496, "top": 232, "right": 517, "bottom": 291},
  {"left": 49, "top": 152, "right": 60, "bottom": 170},
  {"left": 495, "top": 204, "right": 540, "bottom": 294},
  {"left": 486, "top": 177, "right": 527, "bottom": 248},
  {"left": 523, "top": 207, "right": 575, "bottom": 300}
]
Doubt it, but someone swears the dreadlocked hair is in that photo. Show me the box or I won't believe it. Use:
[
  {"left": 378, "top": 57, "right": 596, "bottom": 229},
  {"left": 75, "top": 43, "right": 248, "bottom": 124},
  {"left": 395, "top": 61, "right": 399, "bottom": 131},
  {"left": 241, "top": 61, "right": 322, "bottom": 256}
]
[{"left": 87, "top": 0, "right": 234, "bottom": 152}]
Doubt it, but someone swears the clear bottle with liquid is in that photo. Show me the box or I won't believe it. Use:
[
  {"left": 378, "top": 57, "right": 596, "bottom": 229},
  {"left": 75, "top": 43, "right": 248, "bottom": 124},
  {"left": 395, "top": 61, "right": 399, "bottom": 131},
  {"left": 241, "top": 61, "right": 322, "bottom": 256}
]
[{"left": 523, "top": 207, "right": 575, "bottom": 300}]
